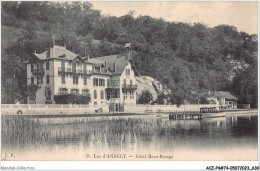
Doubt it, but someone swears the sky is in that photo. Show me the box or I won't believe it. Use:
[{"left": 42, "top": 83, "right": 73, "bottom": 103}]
[{"left": 91, "top": 1, "right": 258, "bottom": 35}]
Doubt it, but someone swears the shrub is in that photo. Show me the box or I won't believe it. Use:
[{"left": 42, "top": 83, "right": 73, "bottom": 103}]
[
  {"left": 138, "top": 90, "right": 153, "bottom": 104},
  {"left": 54, "top": 94, "right": 91, "bottom": 104}
]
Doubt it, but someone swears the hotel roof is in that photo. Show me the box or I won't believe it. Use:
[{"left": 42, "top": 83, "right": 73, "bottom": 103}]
[
  {"left": 34, "top": 45, "right": 79, "bottom": 60},
  {"left": 88, "top": 53, "right": 131, "bottom": 75}
]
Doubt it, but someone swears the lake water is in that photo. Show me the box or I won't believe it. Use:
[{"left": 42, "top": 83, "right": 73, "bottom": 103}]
[{"left": 1, "top": 113, "right": 258, "bottom": 160}]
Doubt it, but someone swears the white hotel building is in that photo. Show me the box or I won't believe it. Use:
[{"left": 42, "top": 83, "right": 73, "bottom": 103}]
[{"left": 25, "top": 43, "right": 137, "bottom": 111}]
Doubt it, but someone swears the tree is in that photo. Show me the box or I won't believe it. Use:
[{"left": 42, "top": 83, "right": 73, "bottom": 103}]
[
  {"left": 1, "top": 1, "right": 258, "bottom": 106},
  {"left": 170, "top": 59, "right": 192, "bottom": 106},
  {"left": 27, "top": 84, "right": 38, "bottom": 102},
  {"left": 138, "top": 90, "right": 153, "bottom": 104},
  {"left": 156, "top": 93, "right": 167, "bottom": 105},
  {"left": 232, "top": 65, "right": 257, "bottom": 108},
  {"left": 199, "top": 97, "right": 210, "bottom": 104}
]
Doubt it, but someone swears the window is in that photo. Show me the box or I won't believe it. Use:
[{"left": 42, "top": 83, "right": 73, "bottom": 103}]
[
  {"left": 72, "top": 63, "right": 76, "bottom": 72},
  {"left": 130, "top": 91, "right": 134, "bottom": 99},
  {"left": 31, "top": 76, "right": 34, "bottom": 85},
  {"left": 107, "top": 79, "right": 111, "bottom": 87},
  {"left": 130, "top": 80, "right": 133, "bottom": 86},
  {"left": 113, "top": 63, "right": 116, "bottom": 72},
  {"left": 114, "top": 89, "right": 120, "bottom": 98},
  {"left": 83, "top": 63, "right": 86, "bottom": 71},
  {"left": 84, "top": 76, "right": 87, "bottom": 85},
  {"left": 47, "top": 50, "right": 50, "bottom": 58},
  {"left": 82, "top": 89, "right": 89, "bottom": 96},
  {"left": 99, "top": 78, "right": 105, "bottom": 86},
  {"left": 106, "top": 90, "right": 111, "bottom": 100},
  {"left": 124, "top": 92, "right": 127, "bottom": 100},
  {"left": 126, "top": 69, "right": 130, "bottom": 76},
  {"left": 46, "top": 74, "right": 50, "bottom": 84},
  {"left": 99, "top": 78, "right": 102, "bottom": 86},
  {"left": 96, "top": 66, "right": 101, "bottom": 72},
  {"left": 45, "top": 88, "right": 52, "bottom": 97},
  {"left": 123, "top": 79, "right": 126, "bottom": 86},
  {"left": 61, "top": 61, "right": 65, "bottom": 69},
  {"left": 71, "top": 89, "right": 79, "bottom": 96},
  {"left": 37, "top": 76, "right": 43, "bottom": 85},
  {"left": 61, "top": 74, "right": 65, "bottom": 84},
  {"left": 94, "top": 90, "right": 97, "bottom": 99},
  {"left": 31, "top": 64, "right": 34, "bottom": 72},
  {"left": 59, "top": 88, "right": 67, "bottom": 95},
  {"left": 46, "top": 60, "right": 49, "bottom": 70},
  {"left": 101, "top": 90, "right": 104, "bottom": 99},
  {"left": 73, "top": 75, "right": 78, "bottom": 84},
  {"left": 93, "top": 78, "right": 98, "bottom": 86}
]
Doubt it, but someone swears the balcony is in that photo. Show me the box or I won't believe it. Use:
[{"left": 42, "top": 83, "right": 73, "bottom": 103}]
[
  {"left": 32, "top": 69, "right": 44, "bottom": 75},
  {"left": 122, "top": 84, "right": 137, "bottom": 91},
  {"left": 92, "top": 68, "right": 111, "bottom": 75},
  {"left": 58, "top": 67, "right": 92, "bottom": 76}
]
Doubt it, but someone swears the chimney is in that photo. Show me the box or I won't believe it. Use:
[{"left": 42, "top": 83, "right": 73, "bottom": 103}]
[
  {"left": 64, "top": 44, "right": 66, "bottom": 49},
  {"left": 208, "top": 91, "right": 211, "bottom": 95}
]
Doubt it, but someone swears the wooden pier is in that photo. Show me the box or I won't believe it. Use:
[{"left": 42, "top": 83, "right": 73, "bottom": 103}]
[{"left": 169, "top": 112, "right": 202, "bottom": 120}]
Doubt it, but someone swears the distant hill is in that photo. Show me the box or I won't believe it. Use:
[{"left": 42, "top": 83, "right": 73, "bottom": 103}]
[{"left": 1, "top": 1, "right": 257, "bottom": 107}]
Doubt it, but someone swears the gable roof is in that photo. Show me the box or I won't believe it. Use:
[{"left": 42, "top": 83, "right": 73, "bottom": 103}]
[
  {"left": 88, "top": 53, "right": 131, "bottom": 75},
  {"left": 34, "top": 45, "right": 78, "bottom": 60},
  {"left": 218, "top": 91, "right": 238, "bottom": 100},
  {"left": 198, "top": 91, "right": 238, "bottom": 100}
]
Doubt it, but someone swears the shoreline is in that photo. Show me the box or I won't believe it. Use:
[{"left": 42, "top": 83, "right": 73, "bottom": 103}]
[{"left": 1, "top": 109, "right": 257, "bottom": 118}]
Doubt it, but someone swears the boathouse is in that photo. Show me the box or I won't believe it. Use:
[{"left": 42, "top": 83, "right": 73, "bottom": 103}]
[{"left": 200, "top": 91, "right": 238, "bottom": 109}]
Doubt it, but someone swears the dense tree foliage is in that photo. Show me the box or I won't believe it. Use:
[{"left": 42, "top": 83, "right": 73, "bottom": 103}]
[
  {"left": 138, "top": 90, "right": 153, "bottom": 104},
  {"left": 199, "top": 97, "right": 210, "bottom": 104},
  {"left": 1, "top": 2, "right": 257, "bottom": 107}
]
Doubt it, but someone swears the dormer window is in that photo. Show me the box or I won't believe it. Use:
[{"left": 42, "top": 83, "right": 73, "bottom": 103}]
[
  {"left": 113, "top": 63, "right": 116, "bottom": 72},
  {"left": 47, "top": 50, "right": 50, "bottom": 58},
  {"left": 59, "top": 54, "right": 66, "bottom": 58}
]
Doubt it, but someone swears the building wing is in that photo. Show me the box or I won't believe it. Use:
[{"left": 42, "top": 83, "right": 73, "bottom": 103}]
[{"left": 88, "top": 53, "right": 130, "bottom": 75}]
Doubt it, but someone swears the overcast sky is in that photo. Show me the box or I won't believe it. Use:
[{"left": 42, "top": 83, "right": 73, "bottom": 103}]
[{"left": 91, "top": 1, "right": 258, "bottom": 35}]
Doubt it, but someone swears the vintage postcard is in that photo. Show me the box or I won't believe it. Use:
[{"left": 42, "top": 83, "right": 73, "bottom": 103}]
[{"left": 1, "top": 0, "right": 258, "bottom": 169}]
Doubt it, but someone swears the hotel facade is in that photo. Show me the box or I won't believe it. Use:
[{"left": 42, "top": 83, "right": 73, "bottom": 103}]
[{"left": 25, "top": 43, "right": 137, "bottom": 111}]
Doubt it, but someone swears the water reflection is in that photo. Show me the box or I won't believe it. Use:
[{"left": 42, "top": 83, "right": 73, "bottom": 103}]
[{"left": 1, "top": 113, "right": 258, "bottom": 160}]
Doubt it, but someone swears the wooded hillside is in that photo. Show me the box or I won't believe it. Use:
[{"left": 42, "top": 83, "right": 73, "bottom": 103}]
[{"left": 1, "top": 2, "right": 257, "bottom": 107}]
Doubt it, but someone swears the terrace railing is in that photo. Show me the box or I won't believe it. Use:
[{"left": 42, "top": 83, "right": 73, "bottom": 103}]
[
  {"left": 122, "top": 84, "right": 137, "bottom": 91},
  {"left": 58, "top": 67, "right": 92, "bottom": 76}
]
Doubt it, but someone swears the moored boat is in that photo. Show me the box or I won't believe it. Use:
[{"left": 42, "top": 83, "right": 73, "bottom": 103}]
[
  {"left": 201, "top": 112, "right": 225, "bottom": 118},
  {"left": 200, "top": 107, "right": 225, "bottom": 118}
]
